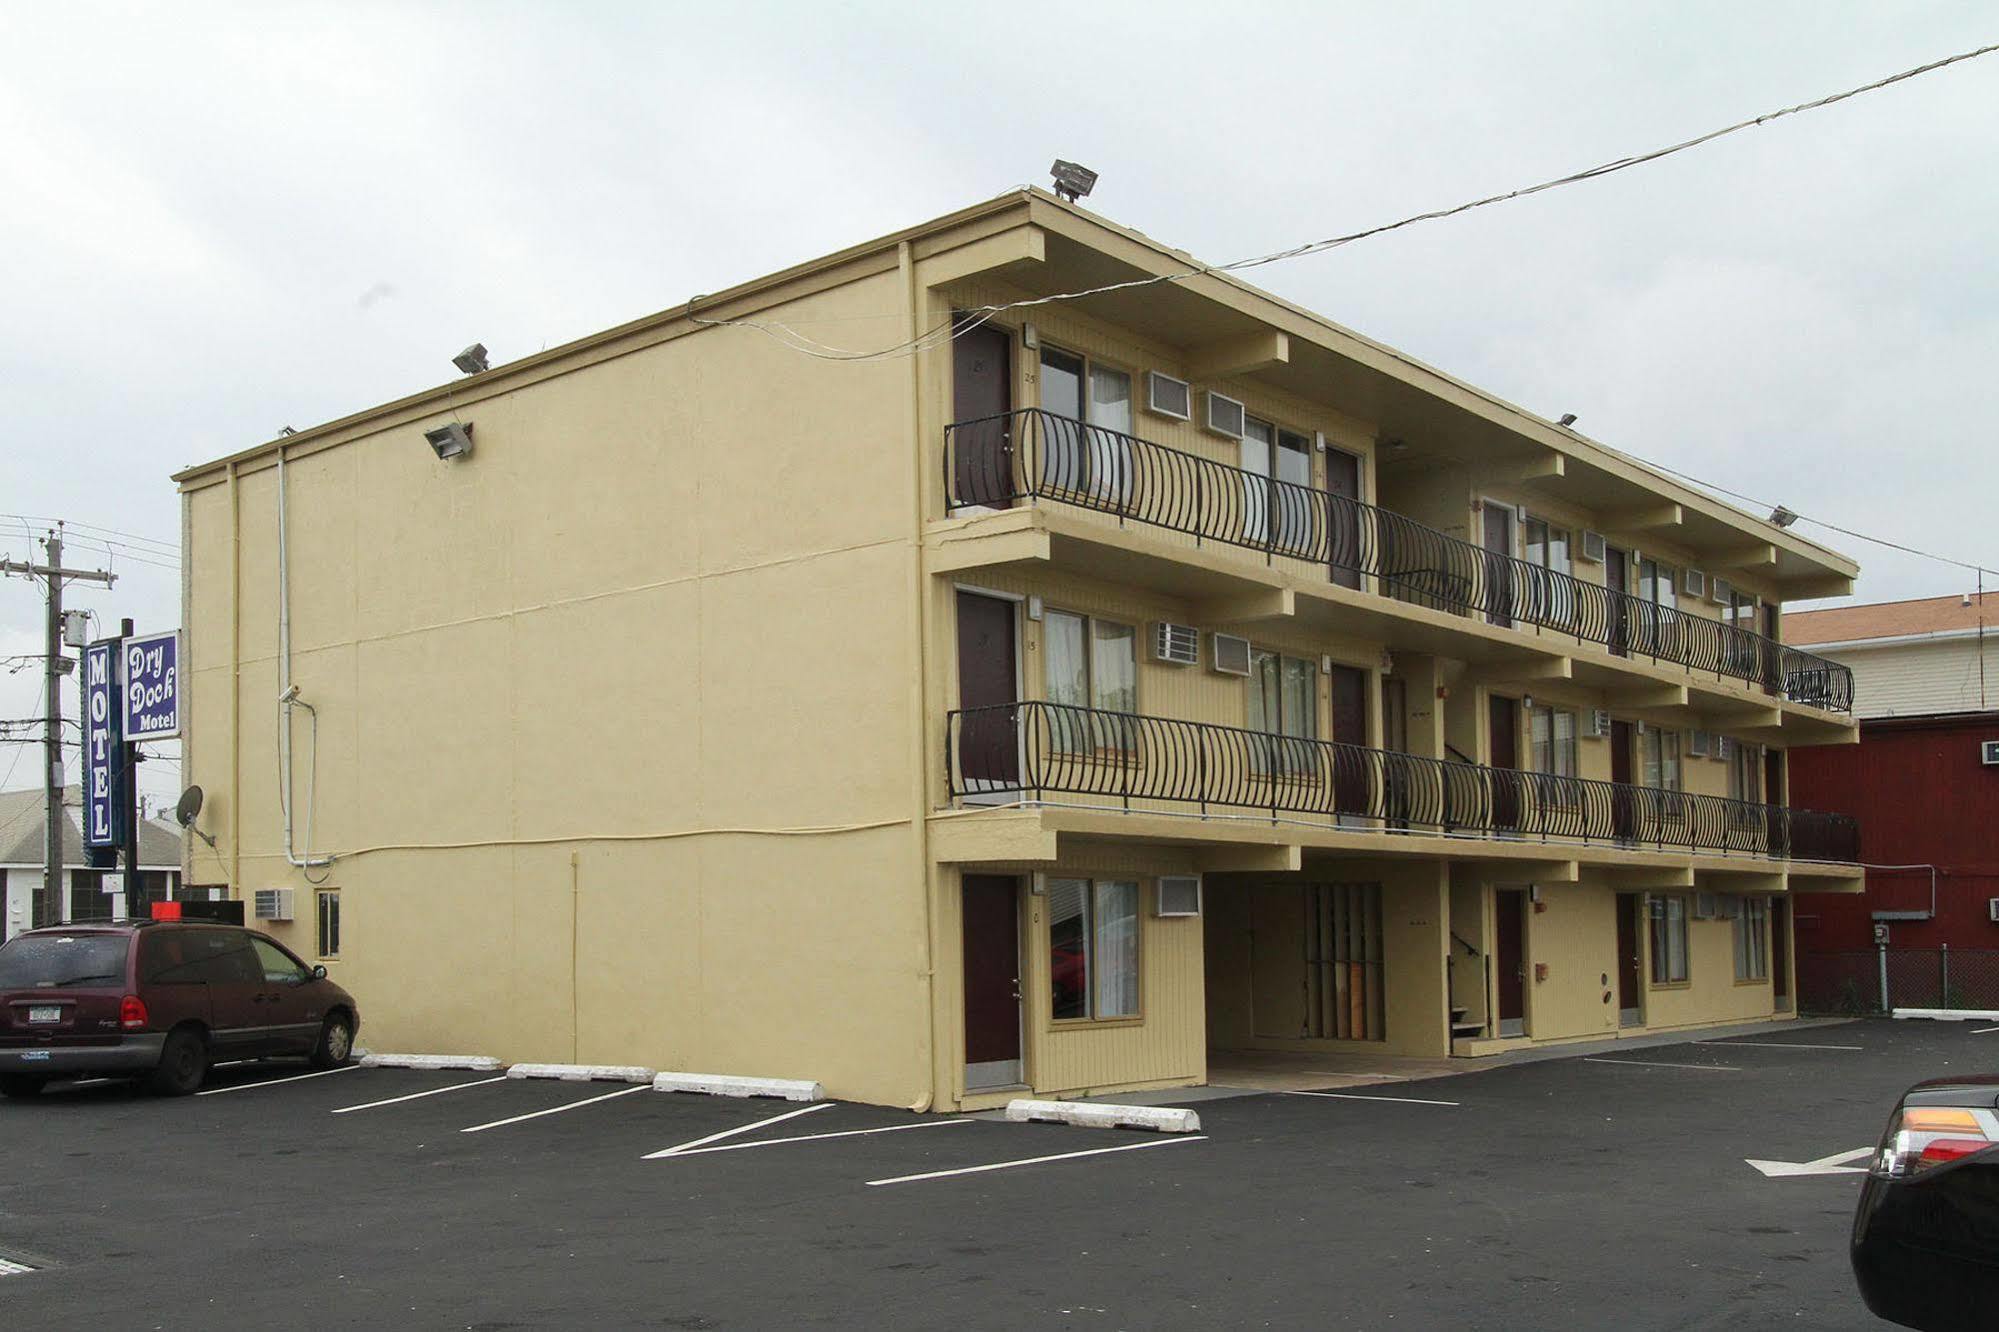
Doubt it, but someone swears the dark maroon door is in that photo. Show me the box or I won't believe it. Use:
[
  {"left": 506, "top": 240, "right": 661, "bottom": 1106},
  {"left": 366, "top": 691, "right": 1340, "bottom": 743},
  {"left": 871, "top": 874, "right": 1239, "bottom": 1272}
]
[
  {"left": 1605, "top": 546, "right": 1629, "bottom": 656},
  {"left": 961, "top": 875, "right": 1021, "bottom": 1083},
  {"left": 1495, "top": 889, "right": 1526, "bottom": 1031},
  {"left": 1330, "top": 665, "right": 1369, "bottom": 815},
  {"left": 951, "top": 322, "right": 1013, "bottom": 508},
  {"left": 1610, "top": 719, "right": 1635, "bottom": 841},
  {"left": 1326, "top": 448, "right": 1362, "bottom": 590},
  {"left": 1483, "top": 504, "right": 1513, "bottom": 627},
  {"left": 1762, "top": 602, "right": 1782, "bottom": 692},
  {"left": 1615, "top": 894, "right": 1642, "bottom": 1022},
  {"left": 1488, "top": 695, "right": 1520, "bottom": 831},
  {"left": 955, "top": 591, "right": 1019, "bottom": 790}
]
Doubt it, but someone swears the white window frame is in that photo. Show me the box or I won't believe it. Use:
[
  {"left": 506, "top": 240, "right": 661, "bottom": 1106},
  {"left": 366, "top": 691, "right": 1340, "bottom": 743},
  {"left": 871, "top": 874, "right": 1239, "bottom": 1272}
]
[
  {"left": 1036, "top": 343, "right": 1134, "bottom": 507},
  {"left": 1046, "top": 877, "right": 1142, "bottom": 1022}
]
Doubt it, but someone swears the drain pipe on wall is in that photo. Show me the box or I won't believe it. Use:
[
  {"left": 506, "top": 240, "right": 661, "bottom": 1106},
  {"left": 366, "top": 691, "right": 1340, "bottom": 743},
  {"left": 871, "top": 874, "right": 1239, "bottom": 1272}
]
[{"left": 276, "top": 446, "right": 335, "bottom": 872}]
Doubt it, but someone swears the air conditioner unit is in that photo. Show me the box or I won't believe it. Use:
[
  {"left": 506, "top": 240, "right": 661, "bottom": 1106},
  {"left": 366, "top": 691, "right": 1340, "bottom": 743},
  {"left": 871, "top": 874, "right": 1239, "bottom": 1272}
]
[
  {"left": 1151, "top": 621, "right": 1199, "bottom": 666},
  {"left": 1212, "top": 633, "right": 1252, "bottom": 677},
  {"left": 1585, "top": 709, "right": 1612, "bottom": 739},
  {"left": 1716, "top": 735, "right": 1736, "bottom": 760},
  {"left": 1204, "top": 391, "right": 1246, "bottom": 440},
  {"left": 1988, "top": 897, "right": 1999, "bottom": 923},
  {"left": 1687, "top": 729, "right": 1710, "bottom": 758},
  {"left": 254, "top": 888, "right": 295, "bottom": 922},
  {"left": 1579, "top": 531, "right": 1606, "bottom": 563},
  {"left": 1683, "top": 568, "right": 1706, "bottom": 599},
  {"left": 1146, "top": 371, "right": 1192, "bottom": 421},
  {"left": 1694, "top": 891, "right": 1719, "bottom": 920},
  {"left": 1156, "top": 875, "right": 1203, "bottom": 917},
  {"left": 1709, "top": 577, "right": 1731, "bottom": 606},
  {"left": 1981, "top": 740, "right": 1999, "bottom": 767}
]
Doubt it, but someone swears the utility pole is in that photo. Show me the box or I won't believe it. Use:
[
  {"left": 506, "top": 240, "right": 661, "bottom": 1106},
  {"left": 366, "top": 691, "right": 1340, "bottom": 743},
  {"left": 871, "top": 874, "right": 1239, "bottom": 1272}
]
[{"left": 1, "top": 527, "right": 115, "bottom": 922}]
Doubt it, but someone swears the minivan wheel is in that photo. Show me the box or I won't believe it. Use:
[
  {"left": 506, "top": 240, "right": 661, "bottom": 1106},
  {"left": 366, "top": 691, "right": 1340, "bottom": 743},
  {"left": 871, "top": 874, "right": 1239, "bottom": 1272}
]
[
  {"left": 0, "top": 1074, "right": 48, "bottom": 1099},
  {"left": 309, "top": 1015, "right": 354, "bottom": 1070},
  {"left": 146, "top": 1028, "right": 208, "bottom": 1097}
]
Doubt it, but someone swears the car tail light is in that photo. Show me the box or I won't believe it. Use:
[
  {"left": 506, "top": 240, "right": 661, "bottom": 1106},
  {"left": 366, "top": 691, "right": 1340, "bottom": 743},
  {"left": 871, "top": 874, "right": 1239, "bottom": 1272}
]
[
  {"left": 119, "top": 995, "right": 150, "bottom": 1030},
  {"left": 1871, "top": 1105, "right": 1999, "bottom": 1178}
]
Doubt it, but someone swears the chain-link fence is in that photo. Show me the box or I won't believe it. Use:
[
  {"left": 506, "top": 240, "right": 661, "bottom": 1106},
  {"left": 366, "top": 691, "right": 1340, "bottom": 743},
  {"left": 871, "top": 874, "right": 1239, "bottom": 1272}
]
[{"left": 1800, "top": 948, "right": 1999, "bottom": 1015}]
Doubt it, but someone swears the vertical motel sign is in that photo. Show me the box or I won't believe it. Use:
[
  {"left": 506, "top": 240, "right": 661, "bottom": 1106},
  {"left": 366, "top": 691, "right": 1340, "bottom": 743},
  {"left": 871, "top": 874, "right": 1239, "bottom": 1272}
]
[{"left": 83, "top": 641, "right": 121, "bottom": 848}]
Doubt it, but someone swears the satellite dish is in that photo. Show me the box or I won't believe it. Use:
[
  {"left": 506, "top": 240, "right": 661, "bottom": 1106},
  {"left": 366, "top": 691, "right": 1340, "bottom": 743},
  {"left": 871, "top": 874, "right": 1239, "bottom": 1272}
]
[{"left": 175, "top": 785, "right": 204, "bottom": 828}]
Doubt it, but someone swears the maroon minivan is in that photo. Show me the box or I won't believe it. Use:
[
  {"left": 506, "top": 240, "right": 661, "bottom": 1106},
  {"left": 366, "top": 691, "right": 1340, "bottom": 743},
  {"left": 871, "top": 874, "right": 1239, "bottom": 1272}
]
[{"left": 0, "top": 921, "right": 360, "bottom": 1098}]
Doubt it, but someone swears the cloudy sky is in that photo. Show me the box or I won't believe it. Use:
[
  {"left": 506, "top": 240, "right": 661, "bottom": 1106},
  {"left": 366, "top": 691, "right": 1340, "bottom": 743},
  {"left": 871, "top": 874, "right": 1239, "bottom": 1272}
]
[{"left": 2, "top": 1, "right": 1995, "bottom": 805}]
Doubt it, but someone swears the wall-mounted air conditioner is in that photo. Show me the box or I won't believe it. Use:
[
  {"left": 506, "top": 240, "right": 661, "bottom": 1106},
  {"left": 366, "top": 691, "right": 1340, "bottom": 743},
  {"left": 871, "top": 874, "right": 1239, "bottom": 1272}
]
[
  {"left": 1147, "top": 371, "right": 1192, "bottom": 421},
  {"left": 1687, "top": 729, "right": 1711, "bottom": 758},
  {"left": 1212, "top": 633, "right": 1252, "bottom": 677},
  {"left": 1151, "top": 622, "right": 1199, "bottom": 666},
  {"left": 1716, "top": 735, "right": 1736, "bottom": 760},
  {"left": 1204, "top": 391, "right": 1246, "bottom": 440},
  {"left": 1988, "top": 897, "right": 1999, "bottom": 923},
  {"left": 1580, "top": 531, "right": 1606, "bottom": 563},
  {"left": 1585, "top": 709, "right": 1611, "bottom": 739},
  {"left": 1683, "top": 568, "right": 1707, "bottom": 599},
  {"left": 1709, "top": 577, "right": 1731, "bottom": 606},
  {"left": 1693, "top": 891, "right": 1719, "bottom": 920},
  {"left": 254, "top": 888, "right": 294, "bottom": 922},
  {"left": 1981, "top": 740, "right": 1999, "bottom": 767},
  {"left": 1156, "top": 875, "right": 1204, "bottom": 918}
]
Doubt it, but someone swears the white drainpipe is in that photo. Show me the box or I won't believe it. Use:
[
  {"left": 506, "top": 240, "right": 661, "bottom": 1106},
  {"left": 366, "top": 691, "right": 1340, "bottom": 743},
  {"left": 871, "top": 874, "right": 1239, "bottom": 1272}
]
[{"left": 276, "top": 446, "right": 334, "bottom": 870}]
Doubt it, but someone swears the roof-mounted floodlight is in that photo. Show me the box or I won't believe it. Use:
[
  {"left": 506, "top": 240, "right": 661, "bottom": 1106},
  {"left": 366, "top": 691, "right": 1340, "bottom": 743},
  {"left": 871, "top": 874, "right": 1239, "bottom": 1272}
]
[
  {"left": 1768, "top": 505, "right": 1799, "bottom": 528},
  {"left": 452, "top": 343, "right": 490, "bottom": 375},
  {"left": 424, "top": 422, "right": 474, "bottom": 460},
  {"left": 1557, "top": 413, "right": 1578, "bottom": 427},
  {"left": 1050, "top": 160, "right": 1098, "bottom": 203}
]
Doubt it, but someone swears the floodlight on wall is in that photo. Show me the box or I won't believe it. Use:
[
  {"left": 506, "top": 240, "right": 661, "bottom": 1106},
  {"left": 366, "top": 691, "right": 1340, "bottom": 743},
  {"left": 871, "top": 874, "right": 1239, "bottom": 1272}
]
[
  {"left": 424, "top": 421, "right": 474, "bottom": 460},
  {"left": 1050, "top": 159, "right": 1098, "bottom": 203},
  {"left": 1557, "top": 413, "right": 1579, "bottom": 427},
  {"left": 452, "top": 343, "right": 490, "bottom": 375},
  {"left": 1768, "top": 505, "right": 1799, "bottom": 528}
]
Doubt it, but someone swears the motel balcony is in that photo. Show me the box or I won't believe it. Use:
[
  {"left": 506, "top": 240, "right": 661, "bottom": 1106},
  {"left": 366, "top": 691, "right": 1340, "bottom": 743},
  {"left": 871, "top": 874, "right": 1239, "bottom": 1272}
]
[
  {"left": 935, "top": 409, "right": 1855, "bottom": 738},
  {"left": 937, "top": 701, "right": 1861, "bottom": 883}
]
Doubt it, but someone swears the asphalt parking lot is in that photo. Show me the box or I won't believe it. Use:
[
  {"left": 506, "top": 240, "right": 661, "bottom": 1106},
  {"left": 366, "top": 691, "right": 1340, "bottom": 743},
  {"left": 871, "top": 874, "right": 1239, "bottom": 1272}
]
[{"left": 1, "top": 1018, "right": 1991, "bottom": 1329}]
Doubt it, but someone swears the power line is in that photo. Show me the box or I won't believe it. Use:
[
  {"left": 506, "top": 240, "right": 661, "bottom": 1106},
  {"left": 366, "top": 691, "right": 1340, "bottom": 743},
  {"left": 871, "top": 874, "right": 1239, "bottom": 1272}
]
[
  {"left": 689, "top": 40, "right": 1999, "bottom": 361},
  {"left": 0, "top": 514, "right": 176, "bottom": 555}
]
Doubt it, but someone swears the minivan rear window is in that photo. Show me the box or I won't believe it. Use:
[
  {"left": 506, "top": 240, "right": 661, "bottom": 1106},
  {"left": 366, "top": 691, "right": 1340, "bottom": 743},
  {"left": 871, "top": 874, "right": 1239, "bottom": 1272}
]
[{"left": 0, "top": 935, "right": 131, "bottom": 989}]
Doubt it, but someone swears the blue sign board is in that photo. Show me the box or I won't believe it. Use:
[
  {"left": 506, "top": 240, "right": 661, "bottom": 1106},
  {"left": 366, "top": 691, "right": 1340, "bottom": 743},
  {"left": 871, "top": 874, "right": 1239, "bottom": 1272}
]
[
  {"left": 84, "top": 641, "right": 119, "bottom": 848},
  {"left": 122, "top": 630, "right": 181, "bottom": 741}
]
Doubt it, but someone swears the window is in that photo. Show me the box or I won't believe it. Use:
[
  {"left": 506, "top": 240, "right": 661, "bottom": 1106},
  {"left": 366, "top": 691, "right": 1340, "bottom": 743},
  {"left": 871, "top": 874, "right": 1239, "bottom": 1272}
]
[
  {"left": 1522, "top": 516, "right": 1574, "bottom": 625},
  {"left": 1528, "top": 705, "right": 1579, "bottom": 810},
  {"left": 1727, "top": 740, "right": 1762, "bottom": 804},
  {"left": 1733, "top": 895, "right": 1768, "bottom": 981},
  {"left": 1038, "top": 346, "right": 1132, "bottom": 505},
  {"left": 1637, "top": 556, "right": 1677, "bottom": 653},
  {"left": 29, "top": 883, "right": 56, "bottom": 929},
  {"left": 1047, "top": 877, "right": 1140, "bottom": 1020},
  {"left": 1640, "top": 727, "right": 1682, "bottom": 793},
  {"left": 139, "top": 929, "right": 206, "bottom": 986},
  {"left": 1249, "top": 649, "right": 1318, "bottom": 774},
  {"left": 317, "top": 890, "right": 342, "bottom": 959},
  {"left": 251, "top": 936, "right": 310, "bottom": 985},
  {"left": 68, "top": 870, "right": 114, "bottom": 922},
  {"left": 1649, "top": 895, "right": 1689, "bottom": 984},
  {"left": 1043, "top": 610, "right": 1137, "bottom": 756},
  {"left": 1241, "top": 418, "right": 1314, "bottom": 551}
]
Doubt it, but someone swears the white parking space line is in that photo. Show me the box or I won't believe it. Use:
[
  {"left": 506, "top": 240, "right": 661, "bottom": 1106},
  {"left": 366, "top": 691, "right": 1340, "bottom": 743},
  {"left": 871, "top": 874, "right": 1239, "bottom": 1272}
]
[
  {"left": 866, "top": 1134, "right": 1205, "bottom": 1187},
  {"left": 1583, "top": 1057, "right": 1741, "bottom": 1072},
  {"left": 1701, "top": 1040, "right": 1864, "bottom": 1051},
  {"left": 196, "top": 1065, "right": 360, "bottom": 1096},
  {"left": 642, "top": 1102, "right": 833, "bottom": 1158},
  {"left": 1280, "top": 1090, "right": 1461, "bottom": 1107},
  {"left": 1972, "top": 1025, "right": 1999, "bottom": 1034},
  {"left": 332, "top": 1077, "right": 509, "bottom": 1115},
  {"left": 461, "top": 1084, "right": 649, "bottom": 1134},
  {"left": 655, "top": 1117, "right": 976, "bottom": 1160}
]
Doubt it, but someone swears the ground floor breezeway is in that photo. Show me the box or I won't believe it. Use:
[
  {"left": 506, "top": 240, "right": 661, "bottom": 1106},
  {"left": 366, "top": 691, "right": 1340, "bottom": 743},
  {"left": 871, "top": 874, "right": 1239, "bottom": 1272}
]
[{"left": 939, "top": 846, "right": 1808, "bottom": 1111}]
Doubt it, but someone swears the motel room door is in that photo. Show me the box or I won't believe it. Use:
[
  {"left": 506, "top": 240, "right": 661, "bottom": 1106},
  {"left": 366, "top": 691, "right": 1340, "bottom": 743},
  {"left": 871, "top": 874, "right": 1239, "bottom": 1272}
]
[
  {"left": 951, "top": 322, "right": 1014, "bottom": 508},
  {"left": 1610, "top": 720, "right": 1637, "bottom": 842},
  {"left": 1771, "top": 898, "right": 1792, "bottom": 1012},
  {"left": 1488, "top": 695, "right": 1520, "bottom": 833},
  {"left": 1615, "top": 894, "right": 1644, "bottom": 1027},
  {"left": 955, "top": 590, "right": 1020, "bottom": 798},
  {"left": 962, "top": 875, "right": 1023, "bottom": 1090},
  {"left": 1495, "top": 888, "right": 1527, "bottom": 1037},
  {"left": 1482, "top": 503, "right": 1514, "bottom": 627}
]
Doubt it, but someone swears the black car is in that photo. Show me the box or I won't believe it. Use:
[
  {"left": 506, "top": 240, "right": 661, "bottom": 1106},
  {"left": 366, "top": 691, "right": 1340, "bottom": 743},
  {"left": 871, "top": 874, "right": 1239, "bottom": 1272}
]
[{"left": 1851, "top": 1074, "right": 1999, "bottom": 1331}]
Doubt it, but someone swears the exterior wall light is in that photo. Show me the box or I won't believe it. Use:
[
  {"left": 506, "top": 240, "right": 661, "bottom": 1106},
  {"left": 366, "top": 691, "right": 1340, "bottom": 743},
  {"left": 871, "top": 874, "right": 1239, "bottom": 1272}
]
[{"left": 424, "top": 422, "right": 474, "bottom": 460}]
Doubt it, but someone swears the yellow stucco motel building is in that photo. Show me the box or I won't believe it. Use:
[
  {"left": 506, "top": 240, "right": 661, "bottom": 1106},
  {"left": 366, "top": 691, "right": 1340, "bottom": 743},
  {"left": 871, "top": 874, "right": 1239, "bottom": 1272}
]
[{"left": 175, "top": 190, "right": 1863, "bottom": 1110}]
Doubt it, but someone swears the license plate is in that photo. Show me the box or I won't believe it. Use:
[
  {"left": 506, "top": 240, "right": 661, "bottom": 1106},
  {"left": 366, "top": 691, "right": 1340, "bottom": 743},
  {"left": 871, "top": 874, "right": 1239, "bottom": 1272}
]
[
  {"left": 21, "top": 1050, "right": 50, "bottom": 1062},
  {"left": 27, "top": 1006, "right": 61, "bottom": 1024}
]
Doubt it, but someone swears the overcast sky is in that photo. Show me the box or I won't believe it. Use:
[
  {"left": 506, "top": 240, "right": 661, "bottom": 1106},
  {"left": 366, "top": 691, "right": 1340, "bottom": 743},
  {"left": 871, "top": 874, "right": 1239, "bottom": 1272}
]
[{"left": 3, "top": 1, "right": 1996, "bottom": 805}]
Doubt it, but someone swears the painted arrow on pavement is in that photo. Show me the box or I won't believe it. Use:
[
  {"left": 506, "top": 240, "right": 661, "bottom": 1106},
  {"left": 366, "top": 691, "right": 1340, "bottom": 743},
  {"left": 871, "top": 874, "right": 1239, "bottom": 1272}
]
[{"left": 1744, "top": 1147, "right": 1873, "bottom": 1178}]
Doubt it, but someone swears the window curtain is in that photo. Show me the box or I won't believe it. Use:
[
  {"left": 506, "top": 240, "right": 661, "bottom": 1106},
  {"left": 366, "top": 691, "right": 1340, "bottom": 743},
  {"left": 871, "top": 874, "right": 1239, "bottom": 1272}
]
[
  {"left": 1240, "top": 418, "right": 1274, "bottom": 544},
  {"left": 1044, "top": 611, "right": 1089, "bottom": 756},
  {"left": 1092, "top": 881, "right": 1140, "bottom": 1018},
  {"left": 1086, "top": 367, "right": 1132, "bottom": 505},
  {"left": 1089, "top": 620, "right": 1136, "bottom": 755}
]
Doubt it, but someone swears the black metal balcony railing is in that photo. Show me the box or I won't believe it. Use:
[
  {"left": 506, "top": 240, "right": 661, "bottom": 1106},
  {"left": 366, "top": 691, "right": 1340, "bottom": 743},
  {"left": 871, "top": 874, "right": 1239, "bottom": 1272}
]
[
  {"left": 944, "top": 409, "right": 1854, "bottom": 714},
  {"left": 947, "top": 701, "right": 1860, "bottom": 864}
]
